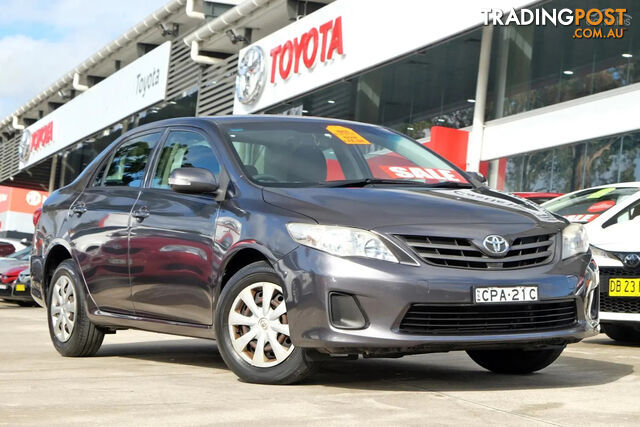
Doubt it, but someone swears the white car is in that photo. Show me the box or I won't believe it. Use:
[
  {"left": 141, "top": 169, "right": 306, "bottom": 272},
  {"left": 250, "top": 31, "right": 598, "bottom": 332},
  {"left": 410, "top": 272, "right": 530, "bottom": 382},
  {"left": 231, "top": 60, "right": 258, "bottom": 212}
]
[
  {"left": 0, "top": 238, "right": 28, "bottom": 252},
  {"left": 543, "top": 183, "right": 640, "bottom": 342}
]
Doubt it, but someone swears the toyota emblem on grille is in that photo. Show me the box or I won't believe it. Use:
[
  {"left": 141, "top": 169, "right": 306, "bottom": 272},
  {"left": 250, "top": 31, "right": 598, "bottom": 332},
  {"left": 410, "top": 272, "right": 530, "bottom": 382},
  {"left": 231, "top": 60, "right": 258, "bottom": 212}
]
[
  {"left": 483, "top": 235, "right": 510, "bottom": 256},
  {"left": 623, "top": 253, "right": 640, "bottom": 268}
]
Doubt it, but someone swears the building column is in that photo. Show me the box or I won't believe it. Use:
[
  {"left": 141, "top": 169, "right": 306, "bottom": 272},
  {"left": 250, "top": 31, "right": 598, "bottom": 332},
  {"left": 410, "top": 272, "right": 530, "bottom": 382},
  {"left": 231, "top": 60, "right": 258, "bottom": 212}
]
[
  {"left": 59, "top": 152, "right": 68, "bottom": 188},
  {"left": 48, "top": 155, "right": 58, "bottom": 192},
  {"left": 466, "top": 25, "right": 493, "bottom": 174}
]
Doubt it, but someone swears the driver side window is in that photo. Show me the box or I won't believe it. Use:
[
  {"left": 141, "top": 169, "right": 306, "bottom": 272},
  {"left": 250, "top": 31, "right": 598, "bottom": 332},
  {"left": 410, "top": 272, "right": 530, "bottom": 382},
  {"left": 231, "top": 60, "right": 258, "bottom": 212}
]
[{"left": 152, "top": 131, "right": 220, "bottom": 189}]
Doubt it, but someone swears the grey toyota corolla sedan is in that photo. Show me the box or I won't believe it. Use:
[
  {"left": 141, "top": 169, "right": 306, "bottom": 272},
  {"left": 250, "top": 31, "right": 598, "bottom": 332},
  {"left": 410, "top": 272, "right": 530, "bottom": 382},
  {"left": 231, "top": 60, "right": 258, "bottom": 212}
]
[{"left": 31, "top": 116, "right": 599, "bottom": 384}]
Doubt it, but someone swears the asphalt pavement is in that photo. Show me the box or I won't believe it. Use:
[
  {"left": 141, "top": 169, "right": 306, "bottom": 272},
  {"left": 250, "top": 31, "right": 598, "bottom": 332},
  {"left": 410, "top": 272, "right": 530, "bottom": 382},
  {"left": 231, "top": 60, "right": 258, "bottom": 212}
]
[{"left": 1, "top": 301, "right": 638, "bottom": 426}]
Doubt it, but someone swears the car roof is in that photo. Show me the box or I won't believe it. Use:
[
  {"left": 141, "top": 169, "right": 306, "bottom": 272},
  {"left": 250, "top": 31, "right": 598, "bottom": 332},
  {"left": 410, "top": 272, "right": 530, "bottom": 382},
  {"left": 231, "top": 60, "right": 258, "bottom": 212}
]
[
  {"left": 128, "top": 115, "right": 384, "bottom": 134},
  {"left": 582, "top": 182, "right": 640, "bottom": 189},
  {"left": 552, "top": 182, "right": 640, "bottom": 199}
]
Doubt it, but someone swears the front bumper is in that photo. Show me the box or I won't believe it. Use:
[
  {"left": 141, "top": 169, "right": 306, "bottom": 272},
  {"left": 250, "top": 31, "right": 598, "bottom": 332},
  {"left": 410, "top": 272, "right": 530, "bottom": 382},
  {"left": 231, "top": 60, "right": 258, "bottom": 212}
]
[
  {"left": 277, "top": 247, "right": 598, "bottom": 354},
  {"left": 595, "top": 256, "right": 640, "bottom": 325},
  {"left": 0, "top": 281, "right": 33, "bottom": 302}
]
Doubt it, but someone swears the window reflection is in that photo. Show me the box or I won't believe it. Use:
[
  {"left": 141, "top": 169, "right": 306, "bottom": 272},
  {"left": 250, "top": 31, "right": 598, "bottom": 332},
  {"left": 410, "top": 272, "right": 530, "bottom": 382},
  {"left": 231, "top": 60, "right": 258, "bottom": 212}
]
[
  {"left": 266, "top": 29, "right": 482, "bottom": 138},
  {"left": 487, "top": 0, "right": 637, "bottom": 120},
  {"left": 499, "top": 132, "right": 640, "bottom": 193}
]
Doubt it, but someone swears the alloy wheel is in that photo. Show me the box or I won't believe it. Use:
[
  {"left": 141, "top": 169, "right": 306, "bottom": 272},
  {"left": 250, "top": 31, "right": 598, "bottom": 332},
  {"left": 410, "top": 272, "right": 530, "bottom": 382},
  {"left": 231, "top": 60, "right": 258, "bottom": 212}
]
[
  {"left": 228, "top": 281, "right": 293, "bottom": 367},
  {"left": 50, "top": 275, "right": 77, "bottom": 342}
]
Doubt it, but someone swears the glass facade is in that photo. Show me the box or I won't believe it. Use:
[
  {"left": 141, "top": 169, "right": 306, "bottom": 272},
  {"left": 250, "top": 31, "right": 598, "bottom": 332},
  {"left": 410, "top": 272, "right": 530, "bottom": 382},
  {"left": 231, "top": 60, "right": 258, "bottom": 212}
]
[
  {"left": 266, "top": 28, "right": 483, "bottom": 140},
  {"left": 498, "top": 131, "right": 640, "bottom": 193},
  {"left": 486, "top": 0, "right": 637, "bottom": 120}
]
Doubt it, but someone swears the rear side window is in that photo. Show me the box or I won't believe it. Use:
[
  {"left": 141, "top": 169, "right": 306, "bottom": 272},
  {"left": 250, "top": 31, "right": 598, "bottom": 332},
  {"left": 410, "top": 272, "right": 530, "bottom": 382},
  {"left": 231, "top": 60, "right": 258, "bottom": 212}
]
[
  {"left": 604, "top": 199, "right": 640, "bottom": 228},
  {"left": 151, "top": 131, "right": 220, "bottom": 189},
  {"left": 104, "top": 132, "right": 161, "bottom": 187}
]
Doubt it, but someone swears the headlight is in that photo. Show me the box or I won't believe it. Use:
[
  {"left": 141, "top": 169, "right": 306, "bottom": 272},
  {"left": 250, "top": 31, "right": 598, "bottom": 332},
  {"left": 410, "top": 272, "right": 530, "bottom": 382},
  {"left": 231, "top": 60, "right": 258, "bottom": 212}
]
[
  {"left": 286, "top": 223, "right": 399, "bottom": 263},
  {"left": 562, "top": 223, "right": 589, "bottom": 259}
]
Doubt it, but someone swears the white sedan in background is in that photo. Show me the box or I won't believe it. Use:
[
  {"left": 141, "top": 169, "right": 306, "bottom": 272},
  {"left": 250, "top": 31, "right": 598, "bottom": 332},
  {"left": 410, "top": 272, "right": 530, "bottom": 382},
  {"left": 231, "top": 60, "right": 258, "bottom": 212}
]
[{"left": 543, "top": 183, "right": 640, "bottom": 343}]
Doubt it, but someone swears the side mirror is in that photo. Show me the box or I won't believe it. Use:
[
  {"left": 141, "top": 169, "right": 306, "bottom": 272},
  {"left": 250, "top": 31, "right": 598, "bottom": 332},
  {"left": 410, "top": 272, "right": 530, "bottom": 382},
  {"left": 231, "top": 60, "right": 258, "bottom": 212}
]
[
  {"left": 168, "top": 167, "right": 219, "bottom": 194},
  {"left": 466, "top": 171, "right": 487, "bottom": 184}
]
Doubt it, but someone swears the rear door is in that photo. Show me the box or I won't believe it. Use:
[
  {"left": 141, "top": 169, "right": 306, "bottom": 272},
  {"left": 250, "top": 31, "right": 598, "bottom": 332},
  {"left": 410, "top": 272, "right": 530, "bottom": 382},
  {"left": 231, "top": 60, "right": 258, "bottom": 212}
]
[
  {"left": 128, "top": 128, "right": 221, "bottom": 324},
  {"left": 67, "top": 131, "right": 163, "bottom": 314}
]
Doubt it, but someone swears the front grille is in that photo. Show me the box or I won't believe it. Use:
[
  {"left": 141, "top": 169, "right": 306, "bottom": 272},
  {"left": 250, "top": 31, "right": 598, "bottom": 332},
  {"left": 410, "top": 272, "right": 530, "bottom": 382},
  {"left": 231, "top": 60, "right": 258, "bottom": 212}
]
[
  {"left": 599, "top": 267, "right": 640, "bottom": 313},
  {"left": 399, "top": 300, "right": 577, "bottom": 335},
  {"left": 396, "top": 233, "right": 555, "bottom": 269}
]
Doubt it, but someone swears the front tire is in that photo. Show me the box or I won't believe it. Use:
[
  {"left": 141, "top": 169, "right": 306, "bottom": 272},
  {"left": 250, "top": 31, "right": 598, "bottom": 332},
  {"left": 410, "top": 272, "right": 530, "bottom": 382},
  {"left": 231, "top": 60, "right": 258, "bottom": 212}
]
[
  {"left": 467, "top": 347, "right": 565, "bottom": 374},
  {"left": 603, "top": 324, "right": 640, "bottom": 343},
  {"left": 214, "top": 261, "right": 316, "bottom": 384},
  {"left": 47, "top": 260, "right": 104, "bottom": 357}
]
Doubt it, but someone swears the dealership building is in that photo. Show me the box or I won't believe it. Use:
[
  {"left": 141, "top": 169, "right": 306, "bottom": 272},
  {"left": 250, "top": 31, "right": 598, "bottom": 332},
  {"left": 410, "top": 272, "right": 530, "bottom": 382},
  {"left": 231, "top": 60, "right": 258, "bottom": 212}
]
[{"left": 0, "top": 0, "right": 638, "bottom": 234}]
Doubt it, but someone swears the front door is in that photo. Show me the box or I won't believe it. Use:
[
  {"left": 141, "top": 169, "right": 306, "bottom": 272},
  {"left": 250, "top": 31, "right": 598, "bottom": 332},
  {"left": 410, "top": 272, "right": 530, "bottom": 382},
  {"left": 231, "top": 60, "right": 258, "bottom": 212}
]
[
  {"left": 128, "top": 129, "right": 221, "bottom": 324},
  {"left": 68, "top": 131, "right": 163, "bottom": 314}
]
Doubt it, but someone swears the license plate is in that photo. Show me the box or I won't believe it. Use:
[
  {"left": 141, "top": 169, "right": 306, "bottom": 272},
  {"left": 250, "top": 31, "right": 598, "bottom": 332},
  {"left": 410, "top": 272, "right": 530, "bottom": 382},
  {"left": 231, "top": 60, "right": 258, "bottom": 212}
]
[
  {"left": 0, "top": 284, "right": 6, "bottom": 290},
  {"left": 15, "top": 284, "right": 25, "bottom": 292},
  {"left": 475, "top": 286, "right": 538, "bottom": 303},
  {"left": 609, "top": 278, "right": 640, "bottom": 297}
]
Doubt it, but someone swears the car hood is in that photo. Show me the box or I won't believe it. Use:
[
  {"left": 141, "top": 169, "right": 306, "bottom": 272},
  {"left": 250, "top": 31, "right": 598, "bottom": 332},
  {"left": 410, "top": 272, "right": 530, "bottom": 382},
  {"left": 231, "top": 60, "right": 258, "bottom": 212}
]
[
  {"left": 589, "top": 221, "right": 640, "bottom": 252},
  {"left": 263, "top": 186, "right": 565, "bottom": 231}
]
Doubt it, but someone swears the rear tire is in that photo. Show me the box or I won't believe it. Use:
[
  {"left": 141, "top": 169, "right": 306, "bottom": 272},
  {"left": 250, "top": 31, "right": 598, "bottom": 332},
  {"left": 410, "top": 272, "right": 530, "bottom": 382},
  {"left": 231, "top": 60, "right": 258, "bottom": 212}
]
[
  {"left": 215, "top": 261, "right": 316, "bottom": 384},
  {"left": 603, "top": 324, "right": 640, "bottom": 343},
  {"left": 467, "top": 347, "right": 565, "bottom": 374},
  {"left": 47, "top": 260, "right": 104, "bottom": 357}
]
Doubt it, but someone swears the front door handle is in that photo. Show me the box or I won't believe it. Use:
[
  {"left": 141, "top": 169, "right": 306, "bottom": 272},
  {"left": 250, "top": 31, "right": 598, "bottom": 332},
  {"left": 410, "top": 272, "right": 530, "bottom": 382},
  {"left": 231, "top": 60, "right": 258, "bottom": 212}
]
[
  {"left": 71, "top": 203, "right": 87, "bottom": 216},
  {"left": 132, "top": 206, "right": 150, "bottom": 222}
]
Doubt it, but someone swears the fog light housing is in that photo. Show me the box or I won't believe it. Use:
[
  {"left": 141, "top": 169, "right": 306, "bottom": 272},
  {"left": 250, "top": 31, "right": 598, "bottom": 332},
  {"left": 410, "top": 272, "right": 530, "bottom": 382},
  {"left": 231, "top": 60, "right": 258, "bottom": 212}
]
[{"left": 329, "top": 292, "right": 367, "bottom": 329}]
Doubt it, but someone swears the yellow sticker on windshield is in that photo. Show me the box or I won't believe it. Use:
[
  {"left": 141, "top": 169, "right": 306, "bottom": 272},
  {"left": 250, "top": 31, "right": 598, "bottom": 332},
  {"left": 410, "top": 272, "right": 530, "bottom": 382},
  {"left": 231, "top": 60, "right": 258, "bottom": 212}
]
[
  {"left": 587, "top": 187, "right": 616, "bottom": 199},
  {"left": 326, "top": 125, "right": 371, "bottom": 145}
]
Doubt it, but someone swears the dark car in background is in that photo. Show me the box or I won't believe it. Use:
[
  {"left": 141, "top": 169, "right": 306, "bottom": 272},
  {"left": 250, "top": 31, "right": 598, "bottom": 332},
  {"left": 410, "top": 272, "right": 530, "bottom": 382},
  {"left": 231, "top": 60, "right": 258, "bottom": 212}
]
[{"left": 31, "top": 117, "right": 598, "bottom": 384}]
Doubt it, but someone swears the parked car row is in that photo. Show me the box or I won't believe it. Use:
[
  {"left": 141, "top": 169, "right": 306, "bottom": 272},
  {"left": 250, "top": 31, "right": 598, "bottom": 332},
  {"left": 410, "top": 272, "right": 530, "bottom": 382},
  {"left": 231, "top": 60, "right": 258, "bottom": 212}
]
[{"left": 0, "top": 116, "right": 632, "bottom": 387}]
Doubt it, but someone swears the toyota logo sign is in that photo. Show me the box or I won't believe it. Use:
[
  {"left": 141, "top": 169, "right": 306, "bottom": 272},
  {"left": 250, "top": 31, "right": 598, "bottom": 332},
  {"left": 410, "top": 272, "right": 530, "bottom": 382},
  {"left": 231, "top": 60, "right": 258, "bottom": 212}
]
[
  {"left": 623, "top": 253, "right": 640, "bottom": 268},
  {"left": 483, "top": 235, "right": 510, "bottom": 256},
  {"left": 236, "top": 46, "right": 266, "bottom": 104}
]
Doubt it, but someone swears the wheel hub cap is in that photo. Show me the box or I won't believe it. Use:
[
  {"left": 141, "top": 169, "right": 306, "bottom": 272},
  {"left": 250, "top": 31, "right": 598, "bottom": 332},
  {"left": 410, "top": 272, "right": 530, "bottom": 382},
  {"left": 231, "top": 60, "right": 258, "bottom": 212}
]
[
  {"left": 50, "top": 275, "right": 77, "bottom": 343},
  {"left": 228, "top": 282, "right": 294, "bottom": 368}
]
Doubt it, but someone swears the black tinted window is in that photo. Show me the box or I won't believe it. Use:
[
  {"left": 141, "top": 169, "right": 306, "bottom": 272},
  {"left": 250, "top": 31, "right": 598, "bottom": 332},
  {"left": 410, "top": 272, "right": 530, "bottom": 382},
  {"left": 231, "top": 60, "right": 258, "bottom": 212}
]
[
  {"left": 104, "top": 133, "right": 161, "bottom": 187},
  {"left": 152, "top": 131, "right": 220, "bottom": 189}
]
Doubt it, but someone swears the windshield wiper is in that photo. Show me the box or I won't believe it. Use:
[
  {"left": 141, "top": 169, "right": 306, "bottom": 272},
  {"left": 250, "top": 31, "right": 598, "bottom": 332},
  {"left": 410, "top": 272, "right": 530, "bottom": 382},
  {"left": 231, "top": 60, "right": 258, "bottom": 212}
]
[
  {"left": 322, "top": 179, "right": 472, "bottom": 188},
  {"left": 421, "top": 181, "right": 473, "bottom": 189}
]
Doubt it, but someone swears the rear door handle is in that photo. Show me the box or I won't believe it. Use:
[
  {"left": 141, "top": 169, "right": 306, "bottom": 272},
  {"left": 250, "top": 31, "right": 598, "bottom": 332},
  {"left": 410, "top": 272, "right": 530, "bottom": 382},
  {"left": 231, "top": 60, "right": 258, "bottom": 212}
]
[
  {"left": 71, "top": 203, "right": 87, "bottom": 216},
  {"left": 132, "top": 206, "right": 150, "bottom": 222}
]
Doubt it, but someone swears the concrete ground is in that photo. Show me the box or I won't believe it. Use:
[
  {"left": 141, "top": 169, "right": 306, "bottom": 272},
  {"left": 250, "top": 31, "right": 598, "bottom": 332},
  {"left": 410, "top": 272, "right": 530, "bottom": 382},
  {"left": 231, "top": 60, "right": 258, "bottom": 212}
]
[{"left": 0, "top": 301, "right": 638, "bottom": 426}]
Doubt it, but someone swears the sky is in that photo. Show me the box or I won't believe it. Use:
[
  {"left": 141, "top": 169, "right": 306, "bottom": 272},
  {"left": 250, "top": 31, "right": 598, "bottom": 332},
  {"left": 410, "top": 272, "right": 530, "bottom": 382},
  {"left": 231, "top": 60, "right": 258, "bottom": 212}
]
[{"left": 0, "top": 0, "right": 169, "bottom": 120}]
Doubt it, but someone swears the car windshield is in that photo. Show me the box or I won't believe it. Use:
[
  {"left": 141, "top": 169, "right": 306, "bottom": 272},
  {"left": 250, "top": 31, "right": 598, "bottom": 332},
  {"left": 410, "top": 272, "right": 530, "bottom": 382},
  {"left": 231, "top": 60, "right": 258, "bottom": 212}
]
[
  {"left": 218, "top": 120, "right": 470, "bottom": 187},
  {"left": 7, "top": 246, "right": 30, "bottom": 260},
  {"left": 543, "top": 187, "right": 639, "bottom": 223}
]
